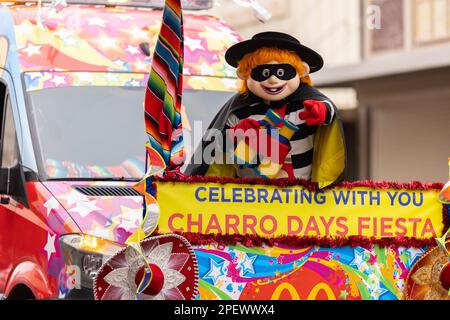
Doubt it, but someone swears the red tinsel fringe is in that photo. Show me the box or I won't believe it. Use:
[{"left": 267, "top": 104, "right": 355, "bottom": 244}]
[
  {"left": 155, "top": 175, "right": 444, "bottom": 192},
  {"left": 152, "top": 231, "right": 437, "bottom": 249}
]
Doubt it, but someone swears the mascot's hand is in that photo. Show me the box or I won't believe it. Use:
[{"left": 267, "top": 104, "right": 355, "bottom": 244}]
[
  {"left": 164, "top": 166, "right": 186, "bottom": 179},
  {"left": 232, "top": 118, "right": 261, "bottom": 132},
  {"left": 299, "top": 100, "right": 327, "bottom": 126},
  {"left": 230, "top": 118, "right": 261, "bottom": 151}
]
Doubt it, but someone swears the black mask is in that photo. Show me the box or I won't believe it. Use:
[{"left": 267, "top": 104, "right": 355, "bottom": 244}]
[{"left": 251, "top": 64, "right": 297, "bottom": 82}]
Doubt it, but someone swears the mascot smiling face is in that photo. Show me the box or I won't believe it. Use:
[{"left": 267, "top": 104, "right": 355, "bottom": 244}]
[{"left": 236, "top": 47, "right": 312, "bottom": 102}]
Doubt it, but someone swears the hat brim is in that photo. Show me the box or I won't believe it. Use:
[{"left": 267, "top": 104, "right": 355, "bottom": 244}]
[
  {"left": 225, "top": 38, "right": 324, "bottom": 73},
  {"left": 94, "top": 235, "right": 199, "bottom": 300},
  {"left": 405, "top": 239, "right": 450, "bottom": 300}
]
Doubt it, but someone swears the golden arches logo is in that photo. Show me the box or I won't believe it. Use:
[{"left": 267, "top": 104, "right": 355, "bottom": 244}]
[
  {"left": 307, "top": 283, "right": 336, "bottom": 300},
  {"left": 271, "top": 283, "right": 336, "bottom": 300},
  {"left": 271, "top": 283, "right": 300, "bottom": 300}
]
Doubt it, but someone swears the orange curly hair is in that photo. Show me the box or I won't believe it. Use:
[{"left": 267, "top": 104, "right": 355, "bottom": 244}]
[{"left": 237, "top": 47, "right": 313, "bottom": 94}]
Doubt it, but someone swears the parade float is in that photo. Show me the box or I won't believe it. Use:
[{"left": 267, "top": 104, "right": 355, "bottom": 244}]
[
  {"left": 0, "top": 0, "right": 448, "bottom": 301},
  {"left": 92, "top": 0, "right": 450, "bottom": 301}
]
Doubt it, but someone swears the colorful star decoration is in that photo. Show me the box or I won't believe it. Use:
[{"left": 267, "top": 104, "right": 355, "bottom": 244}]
[
  {"left": 204, "top": 259, "right": 226, "bottom": 283},
  {"left": 339, "top": 290, "right": 349, "bottom": 300},
  {"left": 12, "top": 5, "right": 242, "bottom": 82},
  {"left": 44, "top": 233, "right": 56, "bottom": 261},
  {"left": 239, "top": 254, "right": 257, "bottom": 276}
]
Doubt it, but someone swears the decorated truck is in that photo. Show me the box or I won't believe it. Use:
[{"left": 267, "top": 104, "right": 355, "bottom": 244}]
[
  {"left": 0, "top": 0, "right": 449, "bottom": 301},
  {"left": 0, "top": 0, "right": 240, "bottom": 299}
]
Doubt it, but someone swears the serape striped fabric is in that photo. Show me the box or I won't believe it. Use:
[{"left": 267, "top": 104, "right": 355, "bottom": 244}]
[
  {"left": 144, "top": 0, "right": 185, "bottom": 169},
  {"left": 129, "top": 0, "right": 185, "bottom": 254}
]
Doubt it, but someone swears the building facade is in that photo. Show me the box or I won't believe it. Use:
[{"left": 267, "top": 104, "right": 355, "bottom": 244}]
[
  {"left": 317, "top": 0, "right": 450, "bottom": 183},
  {"left": 209, "top": 0, "right": 450, "bottom": 183}
]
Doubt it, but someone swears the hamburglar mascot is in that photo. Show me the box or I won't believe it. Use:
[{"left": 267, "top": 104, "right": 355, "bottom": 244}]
[{"left": 185, "top": 32, "right": 346, "bottom": 188}]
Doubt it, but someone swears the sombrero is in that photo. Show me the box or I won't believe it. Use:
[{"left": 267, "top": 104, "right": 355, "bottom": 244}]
[
  {"left": 405, "top": 238, "right": 450, "bottom": 300},
  {"left": 225, "top": 31, "right": 324, "bottom": 73},
  {"left": 94, "top": 235, "right": 198, "bottom": 300}
]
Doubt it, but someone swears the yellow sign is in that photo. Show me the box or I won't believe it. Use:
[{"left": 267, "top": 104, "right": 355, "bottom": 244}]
[{"left": 156, "top": 182, "right": 444, "bottom": 239}]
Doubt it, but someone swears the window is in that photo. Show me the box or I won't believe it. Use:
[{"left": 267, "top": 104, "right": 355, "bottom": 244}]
[
  {"left": 1, "top": 94, "right": 19, "bottom": 168},
  {"left": 367, "top": 0, "right": 405, "bottom": 54},
  {"left": 413, "top": 0, "right": 450, "bottom": 44}
]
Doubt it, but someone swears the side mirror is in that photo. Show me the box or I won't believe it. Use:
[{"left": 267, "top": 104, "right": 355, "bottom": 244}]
[{"left": 0, "top": 165, "right": 29, "bottom": 207}]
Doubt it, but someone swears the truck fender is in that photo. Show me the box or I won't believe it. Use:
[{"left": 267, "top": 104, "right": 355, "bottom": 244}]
[{"left": 5, "top": 261, "right": 53, "bottom": 299}]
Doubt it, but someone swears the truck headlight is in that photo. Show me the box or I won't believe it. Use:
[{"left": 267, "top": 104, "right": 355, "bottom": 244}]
[{"left": 59, "top": 234, "right": 125, "bottom": 290}]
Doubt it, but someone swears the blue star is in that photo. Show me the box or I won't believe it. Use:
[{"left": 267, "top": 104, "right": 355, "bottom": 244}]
[
  {"left": 406, "top": 247, "right": 424, "bottom": 263},
  {"left": 350, "top": 249, "right": 366, "bottom": 268},
  {"left": 204, "top": 259, "right": 225, "bottom": 283},
  {"left": 239, "top": 254, "right": 257, "bottom": 276},
  {"left": 370, "top": 285, "right": 389, "bottom": 300}
]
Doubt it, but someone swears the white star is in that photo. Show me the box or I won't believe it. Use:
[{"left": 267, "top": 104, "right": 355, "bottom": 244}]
[
  {"left": 218, "top": 27, "right": 240, "bottom": 43},
  {"left": 183, "top": 67, "right": 191, "bottom": 75},
  {"left": 119, "top": 205, "right": 143, "bottom": 224},
  {"left": 105, "top": 73, "right": 119, "bottom": 82},
  {"left": 22, "top": 43, "right": 41, "bottom": 57},
  {"left": 68, "top": 200, "right": 101, "bottom": 218},
  {"left": 129, "top": 79, "right": 141, "bottom": 87},
  {"left": 87, "top": 17, "right": 107, "bottom": 27},
  {"left": 75, "top": 73, "right": 94, "bottom": 84},
  {"left": 44, "top": 233, "right": 56, "bottom": 261},
  {"left": 184, "top": 36, "right": 204, "bottom": 52},
  {"left": 125, "top": 45, "right": 140, "bottom": 55},
  {"left": 204, "top": 259, "right": 225, "bottom": 283},
  {"left": 133, "top": 60, "right": 148, "bottom": 71},
  {"left": 97, "top": 36, "right": 118, "bottom": 50},
  {"left": 370, "top": 285, "right": 388, "bottom": 300},
  {"left": 126, "top": 26, "right": 149, "bottom": 40},
  {"left": 132, "top": 196, "right": 144, "bottom": 204},
  {"left": 63, "top": 37, "right": 79, "bottom": 47},
  {"left": 350, "top": 249, "right": 365, "bottom": 268},
  {"left": 50, "top": 75, "right": 66, "bottom": 86},
  {"left": 119, "top": 218, "right": 140, "bottom": 232},
  {"left": 54, "top": 28, "right": 75, "bottom": 40},
  {"left": 113, "top": 59, "right": 126, "bottom": 67},
  {"left": 43, "top": 197, "right": 59, "bottom": 217},
  {"left": 239, "top": 254, "right": 257, "bottom": 275},
  {"left": 15, "top": 21, "right": 35, "bottom": 36},
  {"left": 59, "top": 189, "right": 89, "bottom": 206},
  {"left": 88, "top": 228, "right": 113, "bottom": 240},
  {"left": 197, "top": 62, "right": 214, "bottom": 75}
]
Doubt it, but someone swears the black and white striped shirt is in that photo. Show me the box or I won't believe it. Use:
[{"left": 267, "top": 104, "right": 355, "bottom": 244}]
[{"left": 225, "top": 99, "right": 335, "bottom": 180}]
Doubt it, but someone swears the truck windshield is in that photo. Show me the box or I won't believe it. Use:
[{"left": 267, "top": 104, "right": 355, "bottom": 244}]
[{"left": 27, "top": 86, "right": 235, "bottom": 180}]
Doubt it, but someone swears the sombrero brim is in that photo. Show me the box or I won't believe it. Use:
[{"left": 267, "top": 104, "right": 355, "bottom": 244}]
[
  {"left": 94, "top": 234, "right": 199, "bottom": 300},
  {"left": 225, "top": 38, "right": 324, "bottom": 73},
  {"left": 405, "top": 239, "right": 450, "bottom": 300}
]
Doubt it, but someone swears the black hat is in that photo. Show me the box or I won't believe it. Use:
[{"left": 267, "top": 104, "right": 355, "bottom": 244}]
[{"left": 225, "top": 31, "right": 324, "bottom": 73}]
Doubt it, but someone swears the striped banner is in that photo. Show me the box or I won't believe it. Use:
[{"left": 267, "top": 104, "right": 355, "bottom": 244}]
[
  {"left": 144, "top": 0, "right": 184, "bottom": 169},
  {"left": 128, "top": 0, "right": 185, "bottom": 299},
  {"left": 135, "top": 0, "right": 185, "bottom": 228}
]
